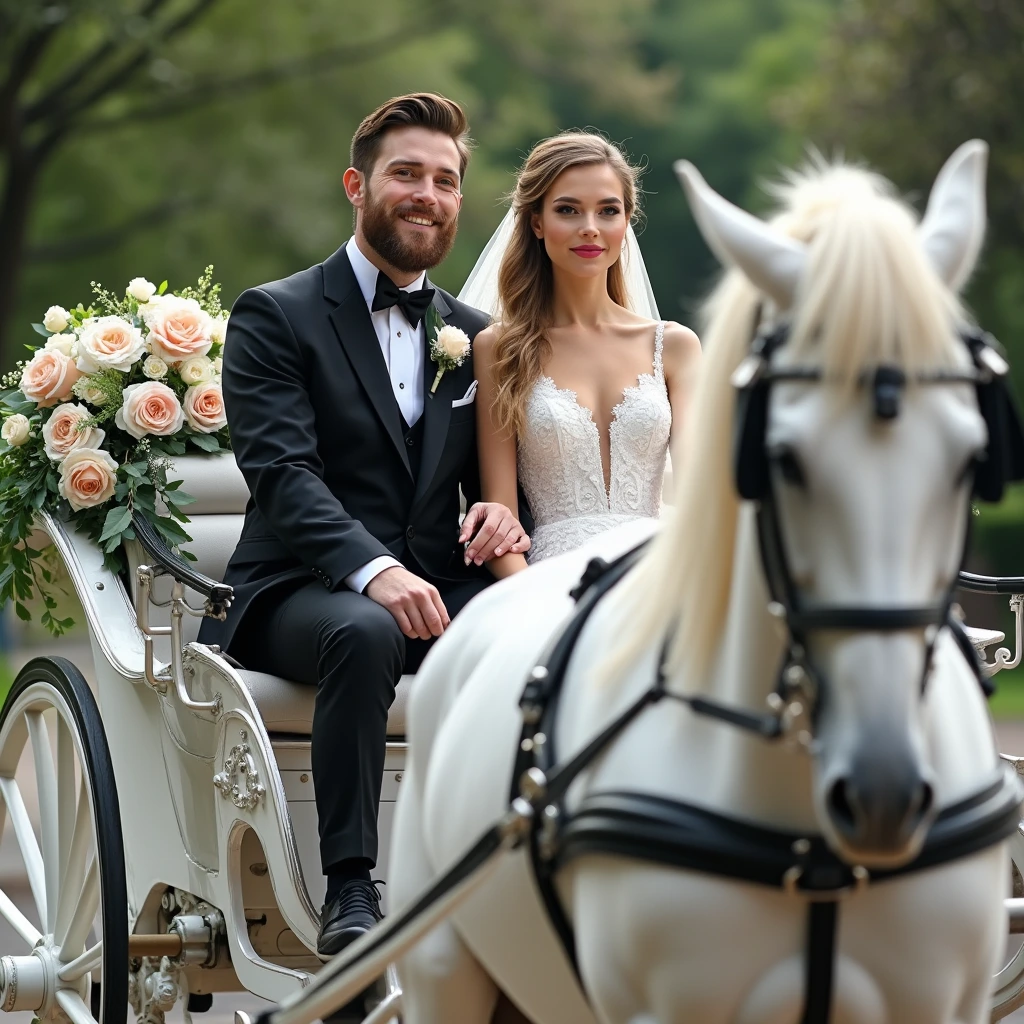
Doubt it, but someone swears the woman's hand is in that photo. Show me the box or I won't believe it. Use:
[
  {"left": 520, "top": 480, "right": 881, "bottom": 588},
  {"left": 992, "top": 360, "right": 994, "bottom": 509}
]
[{"left": 460, "top": 502, "right": 531, "bottom": 565}]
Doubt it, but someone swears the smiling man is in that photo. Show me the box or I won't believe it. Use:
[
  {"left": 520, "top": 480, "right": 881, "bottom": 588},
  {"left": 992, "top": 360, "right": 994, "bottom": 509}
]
[{"left": 198, "top": 93, "right": 529, "bottom": 959}]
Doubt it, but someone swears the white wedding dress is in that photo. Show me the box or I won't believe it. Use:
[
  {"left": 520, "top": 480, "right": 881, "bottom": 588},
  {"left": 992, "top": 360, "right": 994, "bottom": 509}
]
[{"left": 519, "top": 322, "right": 672, "bottom": 563}]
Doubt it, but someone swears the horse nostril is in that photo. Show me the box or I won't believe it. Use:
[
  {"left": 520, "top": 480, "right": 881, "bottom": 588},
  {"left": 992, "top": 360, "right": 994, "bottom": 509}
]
[
  {"left": 827, "top": 778, "right": 859, "bottom": 836},
  {"left": 910, "top": 780, "right": 935, "bottom": 826}
]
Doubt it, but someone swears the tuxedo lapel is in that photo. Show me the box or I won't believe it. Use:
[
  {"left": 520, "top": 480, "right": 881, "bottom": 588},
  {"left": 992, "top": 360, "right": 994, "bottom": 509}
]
[
  {"left": 411, "top": 287, "right": 455, "bottom": 511},
  {"left": 323, "top": 246, "right": 411, "bottom": 477}
]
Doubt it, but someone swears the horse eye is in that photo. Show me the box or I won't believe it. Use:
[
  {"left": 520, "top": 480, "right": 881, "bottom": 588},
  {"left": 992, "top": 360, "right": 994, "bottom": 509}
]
[{"left": 769, "top": 445, "right": 807, "bottom": 488}]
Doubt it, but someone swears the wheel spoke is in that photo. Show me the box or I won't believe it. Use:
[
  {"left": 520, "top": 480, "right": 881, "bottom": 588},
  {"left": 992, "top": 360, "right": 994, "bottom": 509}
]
[
  {"left": 0, "top": 884, "right": 42, "bottom": 946},
  {"left": 59, "top": 857, "right": 98, "bottom": 959},
  {"left": 57, "top": 940, "right": 102, "bottom": 983},
  {"left": 57, "top": 715, "right": 77, "bottom": 886},
  {"left": 55, "top": 989, "right": 98, "bottom": 1024},
  {"left": 54, "top": 776, "right": 90, "bottom": 946},
  {"left": 0, "top": 775, "right": 47, "bottom": 926},
  {"left": 27, "top": 710, "right": 59, "bottom": 934}
]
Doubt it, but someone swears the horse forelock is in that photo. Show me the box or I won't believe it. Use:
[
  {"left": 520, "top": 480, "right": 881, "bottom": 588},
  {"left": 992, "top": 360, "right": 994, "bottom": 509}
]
[{"left": 603, "top": 157, "right": 969, "bottom": 693}]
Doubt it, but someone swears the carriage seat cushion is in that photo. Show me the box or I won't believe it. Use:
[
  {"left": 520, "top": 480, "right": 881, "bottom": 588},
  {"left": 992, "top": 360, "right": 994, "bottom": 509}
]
[{"left": 238, "top": 670, "right": 413, "bottom": 738}]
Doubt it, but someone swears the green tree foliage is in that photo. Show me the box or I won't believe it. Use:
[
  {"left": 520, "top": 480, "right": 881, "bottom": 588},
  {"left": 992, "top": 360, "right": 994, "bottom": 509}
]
[
  {"left": 791, "top": 0, "right": 1024, "bottom": 388},
  {"left": 2, "top": 0, "right": 671, "bottom": 366}
]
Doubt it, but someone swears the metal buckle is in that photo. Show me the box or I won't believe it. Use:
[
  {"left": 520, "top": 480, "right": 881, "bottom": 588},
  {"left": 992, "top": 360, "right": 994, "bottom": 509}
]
[{"left": 782, "top": 863, "right": 869, "bottom": 900}]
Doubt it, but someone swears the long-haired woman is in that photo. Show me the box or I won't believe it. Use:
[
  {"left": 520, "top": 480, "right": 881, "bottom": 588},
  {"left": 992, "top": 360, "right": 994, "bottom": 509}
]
[{"left": 465, "top": 131, "right": 701, "bottom": 575}]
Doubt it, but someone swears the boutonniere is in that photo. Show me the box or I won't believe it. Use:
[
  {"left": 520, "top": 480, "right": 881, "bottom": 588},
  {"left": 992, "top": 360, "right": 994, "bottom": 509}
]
[{"left": 426, "top": 307, "right": 471, "bottom": 395}]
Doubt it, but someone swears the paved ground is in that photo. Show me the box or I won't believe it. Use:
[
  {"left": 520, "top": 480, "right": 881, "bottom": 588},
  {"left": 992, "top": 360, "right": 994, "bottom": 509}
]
[{"left": 4, "top": 641, "right": 1024, "bottom": 1022}]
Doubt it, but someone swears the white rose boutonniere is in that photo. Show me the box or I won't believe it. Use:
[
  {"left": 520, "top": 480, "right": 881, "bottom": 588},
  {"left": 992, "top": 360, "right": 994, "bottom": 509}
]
[{"left": 429, "top": 324, "right": 471, "bottom": 394}]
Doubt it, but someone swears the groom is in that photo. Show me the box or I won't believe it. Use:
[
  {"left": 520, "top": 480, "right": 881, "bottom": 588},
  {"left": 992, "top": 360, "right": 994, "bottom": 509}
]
[{"left": 199, "top": 93, "right": 529, "bottom": 956}]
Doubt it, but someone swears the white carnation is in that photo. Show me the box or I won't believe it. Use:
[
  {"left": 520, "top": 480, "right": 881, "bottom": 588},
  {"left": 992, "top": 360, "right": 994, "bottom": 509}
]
[
  {"left": 43, "top": 306, "right": 70, "bottom": 333},
  {"left": 210, "top": 316, "right": 229, "bottom": 347},
  {"left": 142, "top": 355, "right": 168, "bottom": 380},
  {"left": 127, "top": 277, "right": 157, "bottom": 302},
  {"left": 177, "top": 354, "right": 214, "bottom": 385},
  {"left": 44, "top": 333, "right": 75, "bottom": 357}
]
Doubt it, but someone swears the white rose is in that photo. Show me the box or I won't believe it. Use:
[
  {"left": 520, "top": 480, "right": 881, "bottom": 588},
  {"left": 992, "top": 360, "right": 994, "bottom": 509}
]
[
  {"left": 1, "top": 414, "right": 30, "bottom": 447},
  {"left": 57, "top": 448, "right": 118, "bottom": 512},
  {"left": 142, "top": 355, "right": 168, "bottom": 380},
  {"left": 177, "top": 354, "right": 214, "bottom": 385},
  {"left": 42, "top": 403, "right": 105, "bottom": 462},
  {"left": 44, "top": 333, "right": 75, "bottom": 357},
  {"left": 43, "top": 306, "right": 71, "bottom": 333},
  {"left": 434, "top": 325, "right": 471, "bottom": 363},
  {"left": 127, "top": 277, "right": 156, "bottom": 302},
  {"left": 76, "top": 315, "right": 147, "bottom": 373},
  {"left": 209, "top": 316, "right": 229, "bottom": 348},
  {"left": 212, "top": 356, "right": 223, "bottom": 376}
]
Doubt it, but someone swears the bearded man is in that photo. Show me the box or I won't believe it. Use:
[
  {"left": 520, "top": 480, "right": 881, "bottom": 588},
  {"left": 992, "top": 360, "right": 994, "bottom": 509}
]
[{"left": 199, "top": 93, "right": 529, "bottom": 957}]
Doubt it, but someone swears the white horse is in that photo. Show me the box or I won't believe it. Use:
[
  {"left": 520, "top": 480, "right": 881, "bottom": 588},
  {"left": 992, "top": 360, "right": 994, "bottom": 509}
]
[{"left": 388, "top": 141, "right": 1019, "bottom": 1024}]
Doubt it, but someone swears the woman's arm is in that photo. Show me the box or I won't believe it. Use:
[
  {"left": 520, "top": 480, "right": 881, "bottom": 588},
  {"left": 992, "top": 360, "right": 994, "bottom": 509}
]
[
  {"left": 661, "top": 322, "right": 702, "bottom": 452},
  {"left": 474, "top": 325, "right": 529, "bottom": 578}
]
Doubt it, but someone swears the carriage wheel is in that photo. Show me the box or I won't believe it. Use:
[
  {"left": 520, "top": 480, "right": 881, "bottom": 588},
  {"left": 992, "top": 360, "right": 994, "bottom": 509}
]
[
  {"left": 0, "top": 657, "right": 128, "bottom": 1024},
  {"left": 991, "top": 822, "right": 1024, "bottom": 1020}
]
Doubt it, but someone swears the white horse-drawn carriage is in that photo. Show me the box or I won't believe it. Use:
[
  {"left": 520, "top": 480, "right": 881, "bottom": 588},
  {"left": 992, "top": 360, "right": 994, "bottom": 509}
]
[
  {"left": 0, "top": 451, "right": 406, "bottom": 1024},
  {"left": 5, "top": 137, "right": 1024, "bottom": 1024}
]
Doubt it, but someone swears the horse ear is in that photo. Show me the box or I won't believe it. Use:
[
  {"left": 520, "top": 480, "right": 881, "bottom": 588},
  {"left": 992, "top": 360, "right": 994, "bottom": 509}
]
[
  {"left": 918, "top": 139, "right": 988, "bottom": 292},
  {"left": 674, "top": 159, "right": 806, "bottom": 311}
]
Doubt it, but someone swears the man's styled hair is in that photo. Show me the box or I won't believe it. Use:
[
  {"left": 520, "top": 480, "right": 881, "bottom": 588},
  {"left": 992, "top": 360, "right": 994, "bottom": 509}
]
[{"left": 351, "top": 93, "right": 474, "bottom": 181}]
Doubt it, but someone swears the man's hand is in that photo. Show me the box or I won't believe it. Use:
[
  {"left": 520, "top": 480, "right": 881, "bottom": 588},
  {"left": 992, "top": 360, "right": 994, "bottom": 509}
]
[
  {"left": 365, "top": 566, "right": 449, "bottom": 640},
  {"left": 459, "top": 502, "right": 531, "bottom": 566}
]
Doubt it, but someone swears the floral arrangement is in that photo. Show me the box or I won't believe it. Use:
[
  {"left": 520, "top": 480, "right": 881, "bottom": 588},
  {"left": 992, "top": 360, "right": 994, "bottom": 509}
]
[
  {"left": 426, "top": 308, "right": 471, "bottom": 394},
  {"left": 0, "top": 268, "right": 230, "bottom": 634}
]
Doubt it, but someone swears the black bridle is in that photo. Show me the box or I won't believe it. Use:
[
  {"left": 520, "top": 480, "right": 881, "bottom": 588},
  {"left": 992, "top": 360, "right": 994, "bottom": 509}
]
[{"left": 725, "top": 322, "right": 1023, "bottom": 740}]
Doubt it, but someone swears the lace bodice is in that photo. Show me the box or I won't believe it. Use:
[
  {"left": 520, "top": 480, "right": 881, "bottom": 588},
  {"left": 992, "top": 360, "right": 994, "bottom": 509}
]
[{"left": 519, "top": 322, "right": 672, "bottom": 563}]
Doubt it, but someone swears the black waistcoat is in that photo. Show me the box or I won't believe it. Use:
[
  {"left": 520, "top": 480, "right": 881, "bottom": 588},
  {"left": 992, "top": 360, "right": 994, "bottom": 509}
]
[{"left": 401, "top": 411, "right": 425, "bottom": 481}]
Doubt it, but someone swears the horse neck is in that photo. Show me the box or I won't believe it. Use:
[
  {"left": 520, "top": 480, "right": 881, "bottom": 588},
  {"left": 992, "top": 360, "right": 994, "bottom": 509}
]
[{"left": 685, "top": 504, "right": 819, "bottom": 830}]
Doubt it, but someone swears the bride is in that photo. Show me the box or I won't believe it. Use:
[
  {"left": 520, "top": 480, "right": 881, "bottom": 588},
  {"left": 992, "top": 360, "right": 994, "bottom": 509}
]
[{"left": 460, "top": 132, "right": 701, "bottom": 572}]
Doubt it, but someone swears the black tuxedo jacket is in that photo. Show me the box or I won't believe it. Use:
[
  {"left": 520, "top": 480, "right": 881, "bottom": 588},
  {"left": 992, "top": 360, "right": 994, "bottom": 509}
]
[{"left": 199, "top": 243, "right": 491, "bottom": 652}]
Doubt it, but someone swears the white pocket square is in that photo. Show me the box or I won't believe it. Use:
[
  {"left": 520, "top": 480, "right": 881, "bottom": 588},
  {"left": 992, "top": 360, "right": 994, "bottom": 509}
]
[{"left": 452, "top": 380, "right": 478, "bottom": 408}]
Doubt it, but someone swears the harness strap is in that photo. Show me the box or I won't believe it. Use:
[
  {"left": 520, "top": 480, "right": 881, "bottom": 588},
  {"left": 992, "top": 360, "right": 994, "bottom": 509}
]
[{"left": 802, "top": 902, "right": 838, "bottom": 1024}]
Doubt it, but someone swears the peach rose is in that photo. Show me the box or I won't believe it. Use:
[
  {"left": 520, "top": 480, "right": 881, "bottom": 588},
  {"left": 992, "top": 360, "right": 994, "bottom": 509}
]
[
  {"left": 115, "top": 381, "right": 184, "bottom": 438},
  {"left": 20, "top": 348, "right": 82, "bottom": 407},
  {"left": 182, "top": 381, "right": 227, "bottom": 433},
  {"left": 76, "top": 315, "right": 146, "bottom": 373},
  {"left": 146, "top": 297, "right": 213, "bottom": 364},
  {"left": 58, "top": 448, "right": 118, "bottom": 511},
  {"left": 42, "top": 403, "right": 105, "bottom": 462}
]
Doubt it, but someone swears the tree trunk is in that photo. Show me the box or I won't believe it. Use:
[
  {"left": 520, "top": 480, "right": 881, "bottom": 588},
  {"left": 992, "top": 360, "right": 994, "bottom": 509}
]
[{"left": 0, "top": 145, "right": 39, "bottom": 372}]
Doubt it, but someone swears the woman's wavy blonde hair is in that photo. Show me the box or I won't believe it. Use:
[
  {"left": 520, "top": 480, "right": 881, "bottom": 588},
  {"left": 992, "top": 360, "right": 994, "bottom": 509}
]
[{"left": 490, "top": 132, "right": 642, "bottom": 436}]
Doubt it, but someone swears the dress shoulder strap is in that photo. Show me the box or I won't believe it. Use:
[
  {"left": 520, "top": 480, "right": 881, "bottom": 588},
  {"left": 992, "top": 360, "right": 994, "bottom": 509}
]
[{"left": 653, "top": 321, "right": 665, "bottom": 381}]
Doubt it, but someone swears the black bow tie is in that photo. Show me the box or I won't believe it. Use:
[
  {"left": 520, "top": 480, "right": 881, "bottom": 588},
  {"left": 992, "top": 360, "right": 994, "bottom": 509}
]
[{"left": 371, "top": 272, "right": 435, "bottom": 328}]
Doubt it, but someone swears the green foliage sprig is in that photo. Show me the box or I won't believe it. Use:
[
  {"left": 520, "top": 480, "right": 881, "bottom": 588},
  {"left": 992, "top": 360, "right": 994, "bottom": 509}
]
[{"left": 0, "top": 269, "right": 231, "bottom": 635}]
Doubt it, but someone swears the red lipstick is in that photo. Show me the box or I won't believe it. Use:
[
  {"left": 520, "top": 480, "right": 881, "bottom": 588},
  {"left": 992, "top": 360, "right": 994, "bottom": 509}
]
[{"left": 570, "top": 245, "right": 605, "bottom": 258}]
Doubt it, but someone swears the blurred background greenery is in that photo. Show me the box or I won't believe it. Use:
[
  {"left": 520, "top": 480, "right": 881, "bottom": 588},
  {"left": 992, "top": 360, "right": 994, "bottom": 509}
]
[{"left": 2, "top": 0, "right": 1024, "bottom": 704}]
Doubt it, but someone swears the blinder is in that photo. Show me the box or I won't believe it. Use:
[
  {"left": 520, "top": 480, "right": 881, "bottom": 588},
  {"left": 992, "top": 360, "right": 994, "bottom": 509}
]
[{"left": 732, "top": 323, "right": 1024, "bottom": 503}]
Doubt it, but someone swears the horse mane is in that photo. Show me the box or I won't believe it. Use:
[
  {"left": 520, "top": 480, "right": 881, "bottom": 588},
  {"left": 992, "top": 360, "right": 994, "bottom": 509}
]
[{"left": 605, "top": 155, "right": 969, "bottom": 690}]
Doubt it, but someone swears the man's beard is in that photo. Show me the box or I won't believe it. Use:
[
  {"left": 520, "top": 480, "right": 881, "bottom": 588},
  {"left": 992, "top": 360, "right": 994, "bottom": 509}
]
[{"left": 361, "top": 190, "right": 458, "bottom": 273}]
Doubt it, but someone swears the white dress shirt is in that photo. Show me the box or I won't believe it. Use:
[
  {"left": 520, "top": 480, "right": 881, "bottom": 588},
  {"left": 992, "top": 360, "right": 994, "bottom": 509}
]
[{"left": 343, "top": 238, "right": 429, "bottom": 593}]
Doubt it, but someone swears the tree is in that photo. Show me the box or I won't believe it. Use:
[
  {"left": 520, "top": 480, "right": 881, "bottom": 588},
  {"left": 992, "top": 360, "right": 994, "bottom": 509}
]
[
  {"left": 1, "top": 0, "right": 671, "bottom": 368},
  {"left": 790, "top": 0, "right": 1024, "bottom": 385}
]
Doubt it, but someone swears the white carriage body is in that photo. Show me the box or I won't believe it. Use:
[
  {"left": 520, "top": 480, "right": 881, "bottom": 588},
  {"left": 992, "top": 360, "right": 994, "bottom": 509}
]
[{"left": 39, "top": 451, "right": 408, "bottom": 1003}]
